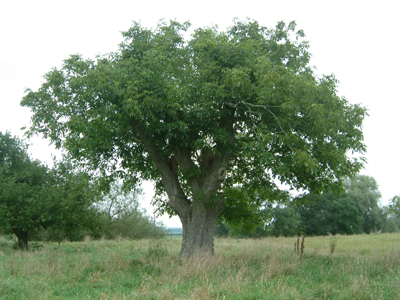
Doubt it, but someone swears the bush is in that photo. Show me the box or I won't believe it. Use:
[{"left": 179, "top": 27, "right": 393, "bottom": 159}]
[{"left": 145, "top": 240, "right": 169, "bottom": 260}]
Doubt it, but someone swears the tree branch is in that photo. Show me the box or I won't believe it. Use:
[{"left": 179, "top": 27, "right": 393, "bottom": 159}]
[
  {"left": 226, "top": 101, "right": 287, "bottom": 135},
  {"left": 173, "top": 146, "right": 201, "bottom": 191},
  {"left": 197, "top": 105, "right": 235, "bottom": 197},
  {"left": 130, "top": 120, "right": 191, "bottom": 217}
]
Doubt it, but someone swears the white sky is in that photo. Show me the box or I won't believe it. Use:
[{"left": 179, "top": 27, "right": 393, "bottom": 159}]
[{"left": 1, "top": 0, "right": 399, "bottom": 228}]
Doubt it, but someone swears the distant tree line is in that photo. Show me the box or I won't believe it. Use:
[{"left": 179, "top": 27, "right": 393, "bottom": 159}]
[
  {"left": 0, "top": 132, "right": 166, "bottom": 250},
  {"left": 215, "top": 175, "right": 400, "bottom": 238}
]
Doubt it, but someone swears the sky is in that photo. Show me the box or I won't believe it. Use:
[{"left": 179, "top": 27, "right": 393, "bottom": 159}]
[{"left": 1, "top": 0, "right": 399, "bottom": 228}]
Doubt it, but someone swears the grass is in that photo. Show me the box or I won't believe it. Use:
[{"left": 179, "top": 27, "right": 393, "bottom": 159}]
[{"left": 0, "top": 233, "right": 400, "bottom": 299}]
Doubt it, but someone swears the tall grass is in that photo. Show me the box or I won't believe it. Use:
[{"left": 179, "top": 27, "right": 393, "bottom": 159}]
[{"left": 0, "top": 234, "right": 400, "bottom": 299}]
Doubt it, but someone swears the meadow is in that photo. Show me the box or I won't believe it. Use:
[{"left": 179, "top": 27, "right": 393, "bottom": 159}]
[{"left": 0, "top": 233, "right": 399, "bottom": 299}]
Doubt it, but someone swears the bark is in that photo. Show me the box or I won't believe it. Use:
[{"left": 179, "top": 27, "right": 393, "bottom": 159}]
[
  {"left": 179, "top": 197, "right": 223, "bottom": 258},
  {"left": 174, "top": 149, "right": 229, "bottom": 258},
  {"left": 156, "top": 148, "right": 229, "bottom": 258},
  {"left": 146, "top": 148, "right": 229, "bottom": 257}
]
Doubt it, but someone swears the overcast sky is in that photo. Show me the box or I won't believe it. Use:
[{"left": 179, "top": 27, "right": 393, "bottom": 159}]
[{"left": 1, "top": 0, "right": 399, "bottom": 227}]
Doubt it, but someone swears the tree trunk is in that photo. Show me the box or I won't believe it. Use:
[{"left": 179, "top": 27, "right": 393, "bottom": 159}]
[
  {"left": 178, "top": 201, "right": 222, "bottom": 259},
  {"left": 13, "top": 229, "right": 29, "bottom": 250},
  {"left": 135, "top": 121, "right": 233, "bottom": 259}
]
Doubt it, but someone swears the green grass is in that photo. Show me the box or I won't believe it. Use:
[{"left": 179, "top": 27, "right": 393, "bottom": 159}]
[{"left": 0, "top": 234, "right": 400, "bottom": 299}]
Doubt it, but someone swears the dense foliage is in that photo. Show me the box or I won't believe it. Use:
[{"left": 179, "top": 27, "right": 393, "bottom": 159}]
[{"left": 21, "top": 19, "right": 367, "bottom": 257}]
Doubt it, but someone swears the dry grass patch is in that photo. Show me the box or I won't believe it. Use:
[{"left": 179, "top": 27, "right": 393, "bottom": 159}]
[{"left": 189, "top": 286, "right": 212, "bottom": 300}]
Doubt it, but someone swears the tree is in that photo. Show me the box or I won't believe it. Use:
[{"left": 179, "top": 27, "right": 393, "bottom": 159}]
[
  {"left": 381, "top": 195, "right": 400, "bottom": 233},
  {"left": 97, "top": 181, "right": 166, "bottom": 239},
  {"left": 268, "top": 205, "right": 302, "bottom": 237},
  {"left": 21, "top": 19, "right": 367, "bottom": 258},
  {"left": 388, "top": 195, "right": 400, "bottom": 217},
  {"left": 98, "top": 181, "right": 143, "bottom": 222},
  {"left": 344, "top": 175, "right": 383, "bottom": 233},
  {"left": 0, "top": 132, "right": 99, "bottom": 249},
  {"left": 0, "top": 132, "right": 50, "bottom": 249},
  {"left": 289, "top": 175, "right": 384, "bottom": 236},
  {"left": 294, "top": 193, "right": 362, "bottom": 236},
  {"left": 214, "top": 222, "right": 230, "bottom": 237}
]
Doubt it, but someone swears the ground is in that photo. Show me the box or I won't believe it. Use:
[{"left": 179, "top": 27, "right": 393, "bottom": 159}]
[{"left": 0, "top": 234, "right": 399, "bottom": 299}]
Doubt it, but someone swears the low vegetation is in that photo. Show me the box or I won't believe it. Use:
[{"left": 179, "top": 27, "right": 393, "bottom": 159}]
[{"left": 1, "top": 233, "right": 399, "bottom": 299}]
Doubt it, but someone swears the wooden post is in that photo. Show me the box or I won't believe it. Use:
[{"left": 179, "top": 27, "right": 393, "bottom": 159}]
[{"left": 300, "top": 235, "right": 305, "bottom": 259}]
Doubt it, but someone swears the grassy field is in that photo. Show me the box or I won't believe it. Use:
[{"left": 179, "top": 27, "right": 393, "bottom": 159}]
[{"left": 0, "top": 233, "right": 399, "bottom": 299}]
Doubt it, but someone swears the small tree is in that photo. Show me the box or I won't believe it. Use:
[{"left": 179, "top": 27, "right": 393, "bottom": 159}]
[
  {"left": 98, "top": 181, "right": 143, "bottom": 222},
  {"left": 98, "top": 181, "right": 165, "bottom": 239},
  {"left": 0, "top": 132, "right": 99, "bottom": 249},
  {"left": 268, "top": 205, "right": 301, "bottom": 237},
  {"left": 22, "top": 19, "right": 367, "bottom": 258},
  {"left": 214, "top": 222, "right": 230, "bottom": 237},
  {"left": 0, "top": 132, "right": 51, "bottom": 249}
]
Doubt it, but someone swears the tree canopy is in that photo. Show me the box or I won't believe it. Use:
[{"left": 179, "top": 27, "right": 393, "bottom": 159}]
[{"left": 21, "top": 19, "right": 367, "bottom": 257}]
